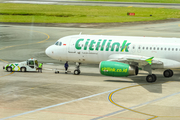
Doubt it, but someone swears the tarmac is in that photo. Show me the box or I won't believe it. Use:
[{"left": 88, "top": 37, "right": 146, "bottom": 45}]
[{"left": 1, "top": 21, "right": 180, "bottom": 120}]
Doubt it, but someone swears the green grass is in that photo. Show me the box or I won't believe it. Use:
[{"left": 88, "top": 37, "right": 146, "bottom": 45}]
[
  {"left": 0, "top": 3, "right": 180, "bottom": 23},
  {"left": 81, "top": 0, "right": 180, "bottom": 3}
]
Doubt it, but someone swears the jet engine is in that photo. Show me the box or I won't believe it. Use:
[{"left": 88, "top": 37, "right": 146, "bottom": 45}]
[{"left": 99, "top": 61, "right": 138, "bottom": 77}]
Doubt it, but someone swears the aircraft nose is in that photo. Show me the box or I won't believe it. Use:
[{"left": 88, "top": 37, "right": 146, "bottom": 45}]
[{"left": 45, "top": 46, "right": 53, "bottom": 58}]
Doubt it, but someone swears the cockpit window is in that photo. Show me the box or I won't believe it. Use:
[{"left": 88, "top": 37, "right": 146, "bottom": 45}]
[
  {"left": 55, "top": 42, "right": 59, "bottom": 45},
  {"left": 59, "top": 42, "right": 62, "bottom": 46}
]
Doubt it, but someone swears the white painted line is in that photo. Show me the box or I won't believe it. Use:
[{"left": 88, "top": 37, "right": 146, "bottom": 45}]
[
  {"left": 43, "top": 68, "right": 53, "bottom": 71},
  {"left": 46, "top": 63, "right": 54, "bottom": 65},
  {"left": 0, "top": 87, "right": 126, "bottom": 120},
  {"left": 92, "top": 89, "right": 180, "bottom": 120}
]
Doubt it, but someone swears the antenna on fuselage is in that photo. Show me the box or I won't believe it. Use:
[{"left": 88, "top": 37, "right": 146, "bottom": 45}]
[{"left": 79, "top": 32, "right": 82, "bottom": 35}]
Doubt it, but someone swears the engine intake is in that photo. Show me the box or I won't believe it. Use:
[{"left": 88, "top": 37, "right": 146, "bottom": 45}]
[{"left": 99, "top": 61, "right": 138, "bottom": 77}]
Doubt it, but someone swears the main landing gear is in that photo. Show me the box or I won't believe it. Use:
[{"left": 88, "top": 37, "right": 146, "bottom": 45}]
[
  {"left": 74, "top": 62, "right": 81, "bottom": 75},
  {"left": 144, "top": 65, "right": 157, "bottom": 83},
  {"left": 145, "top": 68, "right": 174, "bottom": 83},
  {"left": 146, "top": 74, "right": 157, "bottom": 83},
  {"left": 163, "top": 69, "right": 173, "bottom": 78}
]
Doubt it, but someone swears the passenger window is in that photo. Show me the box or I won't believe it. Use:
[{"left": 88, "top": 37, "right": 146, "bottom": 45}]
[
  {"left": 150, "top": 47, "right": 152, "bottom": 50},
  {"left": 161, "top": 48, "right": 163, "bottom": 50},
  {"left": 138, "top": 47, "right": 141, "bottom": 49},
  {"left": 172, "top": 48, "right": 174, "bottom": 51},
  {"left": 165, "top": 48, "right": 166, "bottom": 50},
  {"left": 168, "top": 48, "right": 170, "bottom": 51},
  {"left": 157, "top": 47, "right": 159, "bottom": 50},
  {"left": 143, "top": 47, "right": 145, "bottom": 49},
  {"left": 154, "top": 47, "right": 156, "bottom": 50},
  {"left": 176, "top": 48, "right": 178, "bottom": 51},
  {"left": 146, "top": 47, "right": 148, "bottom": 50},
  {"left": 133, "top": 46, "right": 135, "bottom": 49}
]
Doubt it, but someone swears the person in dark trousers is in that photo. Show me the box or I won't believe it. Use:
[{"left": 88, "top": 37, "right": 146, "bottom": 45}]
[
  {"left": 64, "top": 61, "right": 69, "bottom": 74},
  {"left": 38, "top": 63, "right": 43, "bottom": 73}
]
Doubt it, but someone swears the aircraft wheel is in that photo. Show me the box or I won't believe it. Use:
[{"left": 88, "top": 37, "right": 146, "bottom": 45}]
[
  {"left": 163, "top": 69, "right": 173, "bottom": 77},
  {"left": 152, "top": 74, "right": 157, "bottom": 82},
  {"left": 74, "top": 70, "right": 80, "bottom": 75},
  {"left": 7, "top": 67, "right": 12, "bottom": 72},
  {"left": 168, "top": 69, "right": 173, "bottom": 77},
  {"left": 21, "top": 67, "right": 26, "bottom": 72},
  {"left": 146, "top": 74, "right": 156, "bottom": 83}
]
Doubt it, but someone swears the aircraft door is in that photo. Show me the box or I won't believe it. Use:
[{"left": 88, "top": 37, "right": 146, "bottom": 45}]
[{"left": 68, "top": 37, "right": 77, "bottom": 53}]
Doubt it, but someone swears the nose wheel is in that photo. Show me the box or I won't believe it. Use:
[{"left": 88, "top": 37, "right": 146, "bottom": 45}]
[
  {"left": 74, "top": 69, "right": 80, "bottom": 75},
  {"left": 74, "top": 62, "right": 81, "bottom": 75}
]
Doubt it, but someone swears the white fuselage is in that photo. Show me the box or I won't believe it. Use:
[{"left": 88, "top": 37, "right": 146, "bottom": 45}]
[{"left": 45, "top": 35, "right": 180, "bottom": 69}]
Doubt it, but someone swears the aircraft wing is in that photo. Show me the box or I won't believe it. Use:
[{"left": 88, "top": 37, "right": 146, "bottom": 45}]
[{"left": 108, "top": 54, "right": 163, "bottom": 67}]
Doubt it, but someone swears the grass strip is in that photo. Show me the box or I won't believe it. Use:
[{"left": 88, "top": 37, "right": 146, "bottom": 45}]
[
  {"left": 81, "top": 0, "right": 180, "bottom": 4},
  {"left": 0, "top": 3, "right": 180, "bottom": 23}
]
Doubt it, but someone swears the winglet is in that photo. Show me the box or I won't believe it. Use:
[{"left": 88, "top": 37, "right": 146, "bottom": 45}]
[{"left": 145, "top": 57, "right": 154, "bottom": 65}]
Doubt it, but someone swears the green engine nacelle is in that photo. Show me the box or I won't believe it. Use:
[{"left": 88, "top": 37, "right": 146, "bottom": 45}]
[{"left": 99, "top": 61, "right": 138, "bottom": 77}]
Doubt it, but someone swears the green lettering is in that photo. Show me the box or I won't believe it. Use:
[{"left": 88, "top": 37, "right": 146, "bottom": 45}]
[
  {"left": 111, "top": 42, "right": 120, "bottom": 52},
  {"left": 121, "top": 40, "right": 131, "bottom": 52},
  {"left": 75, "top": 39, "right": 84, "bottom": 50},
  {"left": 95, "top": 39, "right": 102, "bottom": 51},
  {"left": 84, "top": 39, "right": 90, "bottom": 50},
  {"left": 101, "top": 40, "right": 107, "bottom": 51},
  {"left": 106, "top": 40, "right": 112, "bottom": 51},
  {"left": 89, "top": 40, "right": 96, "bottom": 51},
  {"left": 125, "top": 43, "right": 131, "bottom": 52}
]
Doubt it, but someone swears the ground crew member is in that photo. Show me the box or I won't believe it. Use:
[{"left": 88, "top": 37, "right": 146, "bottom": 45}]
[
  {"left": 64, "top": 61, "right": 69, "bottom": 74},
  {"left": 38, "top": 63, "right": 43, "bottom": 73}
]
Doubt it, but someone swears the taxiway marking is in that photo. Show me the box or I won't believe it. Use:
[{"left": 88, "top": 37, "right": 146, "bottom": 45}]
[
  {"left": 0, "top": 72, "right": 14, "bottom": 78},
  {"left": 0, "top": 26, "right": 50, "bottom": 78},
  {"left": 0, "top": 87, "right": 128, "bottom": 120},
  {"left": 106, "top": 83, "right": 180, "bottom": 120}
]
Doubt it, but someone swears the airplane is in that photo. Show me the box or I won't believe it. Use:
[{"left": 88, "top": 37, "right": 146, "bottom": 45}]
[{"left": 45, "top": 34, "right": 180, "bottom": 83}]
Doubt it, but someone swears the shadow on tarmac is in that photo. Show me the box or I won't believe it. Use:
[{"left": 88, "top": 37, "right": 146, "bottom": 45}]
[
  {"left": 23, "top": 70, "right": 180, "bottom": 93},
  {"left": 104, "top": 74, "right": 180, "bottom": 93}
]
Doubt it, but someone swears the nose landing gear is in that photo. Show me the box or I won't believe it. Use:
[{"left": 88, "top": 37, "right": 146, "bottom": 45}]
[{"left": 74, "top": 62, "right": 81, "bottom": 75}]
